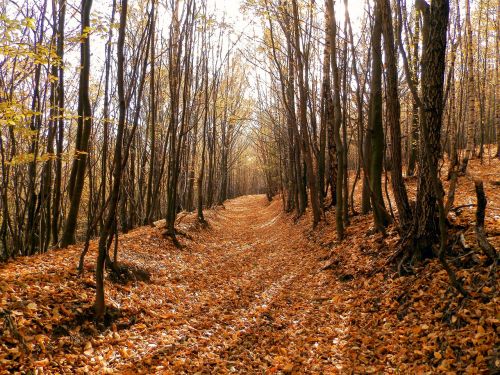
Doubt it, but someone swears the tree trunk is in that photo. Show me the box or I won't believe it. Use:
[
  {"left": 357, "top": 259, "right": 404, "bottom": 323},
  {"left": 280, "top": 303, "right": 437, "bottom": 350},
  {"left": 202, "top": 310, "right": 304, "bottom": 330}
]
[
  {"left": 327, "top": 0, "right": 344, "bottom": 239},
  {"left": 291, "top": 0, "right": 322, "bottom": 227},
  {"left": 407, "top": 9, "right": 420, "bottom": 176},
  {"left": 459, "top": 0, "right": 475, "bottom": 172},
  {"left": 368, "top": 2, "right": 391, "bottom": 231},
  {"left": 411, "top": 0, "right": 449, "bottom": 259},
  {"left": 380, "top": 0, "right": 412, "bottom": 229},
  {"left": 61, "top": 0, "right": 93, "bottom": 248},
  {"left": 51, "top": 0, "right": 66, "bottom": 245}
]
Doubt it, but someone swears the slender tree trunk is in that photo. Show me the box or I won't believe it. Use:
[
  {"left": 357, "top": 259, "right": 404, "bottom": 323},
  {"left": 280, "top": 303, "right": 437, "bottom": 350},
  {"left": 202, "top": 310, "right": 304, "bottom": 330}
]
[
  {"left": 460, "top": 0, "right": 475, "bottom": 172},
  {"left": 380, "top": 0, "right": 412, "bottom": 229},
  {"left": 145, "top": 4, "right": 156, "bottom": 223},
  {"left": 291, "top": 0, "right": 321, "bottom": 227},
  {"left": 95, "top": 0, "right": 128, "bottom": 319},
  {"left": 61, "top": 0, "right": 93, "bottom": 248},
  {"left": 327, "top": 0, "right": 344, "bottom": 239},
  {"left": 99, "top": 0, "right": 117, "bottom": 231},
  {"left": 407, "top": 9, "right": 420, "bottom": 176},
  {"left": 197, "top": 51, "right": 209, "bottom": 223},
  {"left": 285, "top": 36, "right": 306, "bottom": 217},
  {"left": 40, "top": 4, "right": 60, "bottom": 253},
  {"left": 51, "top": 0, "right": 66, "bottom": 245},
  {"left": 368, "top": 3, "right": 391, "bottom": 231}
]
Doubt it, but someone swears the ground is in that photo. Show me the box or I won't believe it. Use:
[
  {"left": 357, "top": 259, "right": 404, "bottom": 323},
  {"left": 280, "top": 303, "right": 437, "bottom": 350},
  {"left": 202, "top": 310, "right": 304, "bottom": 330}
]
[{"left": 0, "top": 156, "right": 499, "bottom": 374}]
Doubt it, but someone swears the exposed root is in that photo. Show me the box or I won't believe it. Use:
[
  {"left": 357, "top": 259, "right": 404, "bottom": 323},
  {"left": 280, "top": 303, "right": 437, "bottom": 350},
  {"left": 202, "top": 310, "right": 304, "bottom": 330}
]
[
  {"left": 162, "top": 230, "right": 182, "bottom": 249},
  {"left": 175, "top": 229, "right": 192, "bottom": 240},
  {"left": 108, "top": 263, "right": 151, "bottom": 285}
]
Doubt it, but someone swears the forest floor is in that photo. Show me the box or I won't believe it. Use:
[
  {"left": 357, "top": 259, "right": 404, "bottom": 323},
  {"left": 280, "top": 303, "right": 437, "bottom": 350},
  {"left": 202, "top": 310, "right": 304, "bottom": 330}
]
[{"left": 1, "top": 156, "right": 499, "bottom": 374}]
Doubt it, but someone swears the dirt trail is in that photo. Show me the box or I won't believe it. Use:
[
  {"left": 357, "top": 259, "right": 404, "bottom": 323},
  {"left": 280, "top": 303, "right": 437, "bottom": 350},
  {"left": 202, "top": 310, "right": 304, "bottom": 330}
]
[
  {"left": 1, "top": 190, "right": 498, "bottom": 374},
  {"left": 1, "top": 195, "right": 347, "bottom": 374},
  {"left": 118, "top": 195, "right": 344, "bottom": 373}
]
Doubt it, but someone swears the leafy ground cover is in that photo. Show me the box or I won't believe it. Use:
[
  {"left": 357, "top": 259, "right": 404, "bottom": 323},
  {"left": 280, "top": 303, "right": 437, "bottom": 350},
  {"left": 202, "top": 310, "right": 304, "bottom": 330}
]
[{"left": 1, "top": 157, "right": 498, "bottom": 374}]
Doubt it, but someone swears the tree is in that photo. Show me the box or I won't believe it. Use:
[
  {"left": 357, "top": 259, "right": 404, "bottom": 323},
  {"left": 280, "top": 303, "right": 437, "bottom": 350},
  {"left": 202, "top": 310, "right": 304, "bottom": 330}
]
[
  {"left": 459, "top": 0, "right": 476, "bottom": 172},
  {"left": 406, "top": 6, "right": 420, "bottom": 177},
  {"left": 367, "top": 2, "right": 392, "bottom": 231},
  {"left": 380, "top": 0, "right": 412, "bottom": 230},
  {"left": 326, "top": 0, "right": 345, "bottom": 238},
  {"left": 52, "top": 0, "right": 66, "bottom": 245},
  {"left": 61, "top": 0, "right": 93, "bottom": 248},
  {"left": 291, "top": 0, "right": 322, "bottom": 228}
]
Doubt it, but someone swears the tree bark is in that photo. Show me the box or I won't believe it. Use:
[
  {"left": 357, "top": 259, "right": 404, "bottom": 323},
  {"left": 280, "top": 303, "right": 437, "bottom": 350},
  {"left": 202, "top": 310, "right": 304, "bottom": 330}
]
[
  {"left": 291, "top": 0, "right": 322, "bottom": 227},
  {"left": 61, "top": 0, "right": 93, "bottom": 248},
  {"left": 380, "top": 0, "right": 412, "bottom": 230},
  {"left": 327, "top": 0, "right": 345, "bottom": 239},
  {"left": 368, "top": 2, "right": 391, "bottom": 231}
]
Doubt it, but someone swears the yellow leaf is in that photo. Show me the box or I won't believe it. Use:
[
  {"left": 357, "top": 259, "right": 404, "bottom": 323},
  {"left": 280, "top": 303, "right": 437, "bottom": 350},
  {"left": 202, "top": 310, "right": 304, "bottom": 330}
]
[
  {"left": 35, "top": 335, "right": 47, "bottom": 344},
  {"left": 27, "top": 302, "right": 37, "bottom": 310},
  {"left": 24, "top": 17, "right": 36, "bottom": 30},
  {"left": 84, "top": 341, "right": 93, "bottom": 355},
  {"left": 34, "top": 358, "right": 49, "bottom": 367},
  {"left": 282, "top": 363, "right": 294, "bottom": 373},
  {"left": 119, "top": 347, "right": 129, "bottom": 358}
]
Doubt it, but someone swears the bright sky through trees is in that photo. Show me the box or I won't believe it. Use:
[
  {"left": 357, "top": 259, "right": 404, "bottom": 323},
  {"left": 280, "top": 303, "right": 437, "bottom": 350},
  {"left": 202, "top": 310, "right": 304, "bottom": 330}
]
[{"left": 0, "top": 0, "right": 498, "bottom": 372}]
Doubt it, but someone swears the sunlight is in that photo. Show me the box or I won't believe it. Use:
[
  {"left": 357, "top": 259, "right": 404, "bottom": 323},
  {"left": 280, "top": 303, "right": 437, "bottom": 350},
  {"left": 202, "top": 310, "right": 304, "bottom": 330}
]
[{"left": 0, "top": 0, "right": 497, "bottom": 372}]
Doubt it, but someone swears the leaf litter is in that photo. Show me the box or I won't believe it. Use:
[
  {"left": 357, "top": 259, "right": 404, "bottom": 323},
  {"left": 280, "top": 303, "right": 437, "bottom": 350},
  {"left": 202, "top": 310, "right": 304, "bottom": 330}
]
[{"left": 0, "top": 157, "right": 498, "bottom": 374}]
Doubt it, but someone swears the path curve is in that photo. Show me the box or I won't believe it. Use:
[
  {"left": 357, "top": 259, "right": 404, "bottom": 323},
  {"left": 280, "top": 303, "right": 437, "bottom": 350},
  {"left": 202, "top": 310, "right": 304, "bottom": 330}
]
[{"left": 117, "top": 195, "right": 346, "bottom": 373}]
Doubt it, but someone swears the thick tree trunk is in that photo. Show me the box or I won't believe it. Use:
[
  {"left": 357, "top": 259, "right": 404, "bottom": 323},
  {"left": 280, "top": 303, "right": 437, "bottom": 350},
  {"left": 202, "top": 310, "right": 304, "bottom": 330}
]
[{"left": 411, "top": 0, "right": 449, "bottom": 258}]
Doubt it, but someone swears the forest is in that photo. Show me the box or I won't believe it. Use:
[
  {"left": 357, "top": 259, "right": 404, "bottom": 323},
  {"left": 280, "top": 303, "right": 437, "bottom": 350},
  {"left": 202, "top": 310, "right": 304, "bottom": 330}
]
[{"left": 0, "top": 0, "right": 498, "bottom": 372}]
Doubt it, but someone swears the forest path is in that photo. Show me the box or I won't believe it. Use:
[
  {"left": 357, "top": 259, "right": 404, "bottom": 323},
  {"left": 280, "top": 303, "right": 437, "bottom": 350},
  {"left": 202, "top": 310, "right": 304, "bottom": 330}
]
[
  {"left": 2, "top": 194, "right": 351, "bottom": 374},
  {"left": 3, "top": 181, "right": 497, "bottom": 373},
  {"left": 116, "top": 195, "right": 346, "bottom": 373}
]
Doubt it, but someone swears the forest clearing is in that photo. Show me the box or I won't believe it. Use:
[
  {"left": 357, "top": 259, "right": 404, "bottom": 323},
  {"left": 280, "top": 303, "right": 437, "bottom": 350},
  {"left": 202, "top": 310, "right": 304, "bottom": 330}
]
[{"left": 0, "top": 0, "right": 499, "bottom": 373}]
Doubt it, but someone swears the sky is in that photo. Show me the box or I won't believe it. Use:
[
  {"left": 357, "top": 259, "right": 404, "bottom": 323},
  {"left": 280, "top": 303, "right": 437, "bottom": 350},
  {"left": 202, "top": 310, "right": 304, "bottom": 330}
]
[
  {"left": 199, "top": 0, "right": 373, "bottom": 135},
  {"left": 203, "top": 0, "right": 370, "bottom": 80},
  {"left": 1, "top": 0, "right": 375, "bottom": 117},
  {"left": 207, "top": 0, "right": 368, "bottom": 27},
  {"left": 68, "top": 0, "right": 372, "bottom": 76}
]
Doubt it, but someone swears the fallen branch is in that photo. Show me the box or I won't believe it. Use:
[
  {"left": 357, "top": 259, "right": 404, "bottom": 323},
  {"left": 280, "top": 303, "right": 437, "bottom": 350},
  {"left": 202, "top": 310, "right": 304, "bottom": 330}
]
[{"left": 321, "top": 258, "right": 340, "bottom": 271}]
